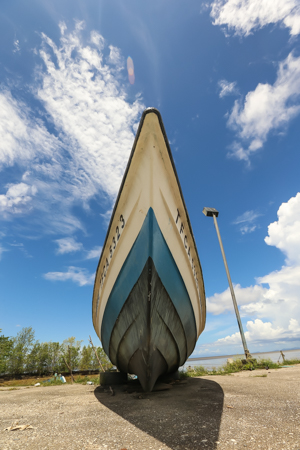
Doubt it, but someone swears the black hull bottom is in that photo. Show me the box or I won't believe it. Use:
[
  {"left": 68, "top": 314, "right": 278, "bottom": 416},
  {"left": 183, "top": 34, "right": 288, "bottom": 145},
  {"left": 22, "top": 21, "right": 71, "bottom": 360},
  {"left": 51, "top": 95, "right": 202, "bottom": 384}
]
[{"left": 108, "top": 257, "right": 196, "bottom": 392}]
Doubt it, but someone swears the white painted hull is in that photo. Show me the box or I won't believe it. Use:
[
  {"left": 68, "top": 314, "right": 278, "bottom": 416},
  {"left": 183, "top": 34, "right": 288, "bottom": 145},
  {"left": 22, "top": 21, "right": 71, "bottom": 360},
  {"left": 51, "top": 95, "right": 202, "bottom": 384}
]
[{"left": 92, "top": 108, "right": 206, "bottom": 391}]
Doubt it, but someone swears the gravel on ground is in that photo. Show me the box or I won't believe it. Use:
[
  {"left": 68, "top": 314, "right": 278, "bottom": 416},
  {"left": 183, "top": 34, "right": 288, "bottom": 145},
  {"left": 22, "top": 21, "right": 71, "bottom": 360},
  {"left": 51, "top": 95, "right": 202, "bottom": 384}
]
[{"left": 0, "top": 365, "right": 299, "bottom": 450}]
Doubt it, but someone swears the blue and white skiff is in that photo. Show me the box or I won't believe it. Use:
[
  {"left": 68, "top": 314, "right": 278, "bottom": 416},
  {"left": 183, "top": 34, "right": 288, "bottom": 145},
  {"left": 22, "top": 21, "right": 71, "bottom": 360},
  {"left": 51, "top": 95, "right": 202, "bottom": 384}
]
[{"left": 92, "top": 108, "right": 206, "bottom": 392}]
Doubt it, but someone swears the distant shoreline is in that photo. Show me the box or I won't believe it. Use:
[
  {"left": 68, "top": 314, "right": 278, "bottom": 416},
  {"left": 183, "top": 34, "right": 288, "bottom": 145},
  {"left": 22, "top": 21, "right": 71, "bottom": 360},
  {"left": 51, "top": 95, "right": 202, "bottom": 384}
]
[{"left": 187, "top": 348, "right": 300, "bottom": 362}]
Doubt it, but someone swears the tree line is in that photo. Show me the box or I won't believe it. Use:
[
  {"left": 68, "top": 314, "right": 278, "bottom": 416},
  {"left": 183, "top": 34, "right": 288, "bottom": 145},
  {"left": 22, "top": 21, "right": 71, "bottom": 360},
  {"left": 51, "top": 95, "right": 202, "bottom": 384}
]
[{"left": 0, "top": 327, "right": 111, "bottom": 377}]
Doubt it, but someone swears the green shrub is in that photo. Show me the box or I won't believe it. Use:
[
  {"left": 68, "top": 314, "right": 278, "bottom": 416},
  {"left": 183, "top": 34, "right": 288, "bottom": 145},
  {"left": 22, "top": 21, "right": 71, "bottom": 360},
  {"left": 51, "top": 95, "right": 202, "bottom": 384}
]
[
  {"left": 183, "top": 357, "right": 299, "bottom": 378},
  {"left": 280, "top": 358, "right": 300, "bottom": 365}
]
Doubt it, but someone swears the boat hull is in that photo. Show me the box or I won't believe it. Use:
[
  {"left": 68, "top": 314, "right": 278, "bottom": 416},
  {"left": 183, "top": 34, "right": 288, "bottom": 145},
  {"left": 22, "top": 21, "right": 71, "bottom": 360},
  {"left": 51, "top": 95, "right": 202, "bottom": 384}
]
[
  {"left": 92, "top": 108, "right": 206, "bottom": 392},
  {"left": 102, "top": 208, "right": 196, "bottom": 392}
]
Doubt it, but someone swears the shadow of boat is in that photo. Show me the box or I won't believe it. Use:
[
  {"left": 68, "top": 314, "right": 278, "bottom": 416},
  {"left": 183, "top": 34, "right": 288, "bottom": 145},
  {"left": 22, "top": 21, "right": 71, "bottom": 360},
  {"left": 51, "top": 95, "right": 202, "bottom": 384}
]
[{"left": 94, "top": 377, "right": 224, "bottom": 449}]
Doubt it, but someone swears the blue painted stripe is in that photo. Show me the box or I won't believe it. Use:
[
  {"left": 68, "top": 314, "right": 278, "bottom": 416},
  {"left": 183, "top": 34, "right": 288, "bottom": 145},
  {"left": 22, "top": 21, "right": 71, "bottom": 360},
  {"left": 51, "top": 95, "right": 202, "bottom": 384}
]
[{"left": 101, "top": 208, "right": 196, "bottom": 356}]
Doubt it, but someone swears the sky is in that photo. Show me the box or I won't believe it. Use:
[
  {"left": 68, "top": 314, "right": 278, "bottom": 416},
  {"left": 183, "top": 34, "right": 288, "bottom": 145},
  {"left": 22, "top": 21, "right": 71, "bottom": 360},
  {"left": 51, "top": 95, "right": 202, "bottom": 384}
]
[{"left": 1, "top": 0, "right": 300, "bottom": 357}]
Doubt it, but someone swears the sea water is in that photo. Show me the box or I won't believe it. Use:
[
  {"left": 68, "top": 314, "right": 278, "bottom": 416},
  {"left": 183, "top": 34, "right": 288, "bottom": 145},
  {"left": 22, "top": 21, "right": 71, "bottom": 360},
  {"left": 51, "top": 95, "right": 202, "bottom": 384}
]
[{"left": 181, "top": 348, "right": 300, "bottom": 371}]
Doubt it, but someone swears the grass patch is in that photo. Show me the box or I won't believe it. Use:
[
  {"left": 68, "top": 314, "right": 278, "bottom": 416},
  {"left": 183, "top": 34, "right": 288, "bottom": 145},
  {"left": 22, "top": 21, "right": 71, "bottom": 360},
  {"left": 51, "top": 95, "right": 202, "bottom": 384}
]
[
  {"left": 0, "top": 373, "right": 101, "bottom": 387},
  {"left": 0, "top": 379, "right": 38, "bottom": 387},
  {"left": 184, "top": 357, "right": 300, "bottom": 378},
  {"left": 42, "top": 379, "right": 64, "bottom": 386},
  {"left": 280, "top": 358, "right": 300, "bottom": 365},
  {"left": 41, "top": 374, "right": 100, "bottom": 386},
  {"left": 253, "top": 374, "right": 267, "bottom": 377},
  {"left": 73, "top": 374, "right": 99, "bottom": 384}
]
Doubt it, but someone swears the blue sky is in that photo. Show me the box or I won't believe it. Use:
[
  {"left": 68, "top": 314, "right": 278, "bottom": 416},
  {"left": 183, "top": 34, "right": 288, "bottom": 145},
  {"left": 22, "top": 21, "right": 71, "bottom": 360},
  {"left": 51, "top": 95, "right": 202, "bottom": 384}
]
[{"left": 1, "top": 0, "right": 300, "bottom": 356}]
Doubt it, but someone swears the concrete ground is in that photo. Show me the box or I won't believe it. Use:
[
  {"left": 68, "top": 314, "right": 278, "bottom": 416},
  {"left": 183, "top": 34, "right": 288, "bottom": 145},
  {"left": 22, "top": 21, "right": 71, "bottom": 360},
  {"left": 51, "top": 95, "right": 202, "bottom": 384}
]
[{"left": 0, "top": 365, "right": 299, "bottom": 450}]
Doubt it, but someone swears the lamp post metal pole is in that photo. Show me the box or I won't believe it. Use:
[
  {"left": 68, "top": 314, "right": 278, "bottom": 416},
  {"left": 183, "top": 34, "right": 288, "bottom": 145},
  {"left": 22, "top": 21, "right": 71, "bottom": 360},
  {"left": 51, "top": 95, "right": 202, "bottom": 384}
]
[
  {"left": 202, "top": 207, "right": 251, "bottom": 360},
  {"left": 212, "top": 214, "right": 250, "bottom": 359}
]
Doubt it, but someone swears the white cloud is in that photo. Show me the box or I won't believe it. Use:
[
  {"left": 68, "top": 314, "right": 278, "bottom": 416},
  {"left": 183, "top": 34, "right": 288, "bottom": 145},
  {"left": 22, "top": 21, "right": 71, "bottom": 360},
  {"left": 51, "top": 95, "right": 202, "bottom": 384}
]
[
  {"left": 207, "top": 284, "right": 268, "bottom": 315},
  {"left": 86, "top": 246, "right": 102, "bottom": 260},
  {"left": 216, "top": 319, "right": 285, "bottom": 345},
  {"left": 206, "top": 193, "right": 300, "bottom": 350},
  {"left": 100, "top": 208, "right": 113, "bottom": 227},
  {"left": 13, "top": 40, "right": 20, "bottom": 53},
  {"left": 233, "top": 210, "right": 261, "bottom": 234},
  {"left": 215, "top": 317, "right": 300, "bottom": 348},
  {"left": 108, "top": 45, "right": 123, "bottom": 66},
  {"left": 0, "top": 22, "right": 144, "bottom": 233},
  {"left": 265, "top": 192, "right": 300, "bottom": 265},
  {"left": 59, "top": 21, "right": 67, "bottom": 36},
  {"left": 37, "top": 21, "right": 144, "bottom": 201},
  {"left": 0, "top": 90, "right": 59, "bottom": 169},
  {"left": 55, "top": 237, "right": 83, "bottom": 255},
  {"left": 255, "top": 265, "right": 300, "bottom": 321},
  {"left": 206, "top": 260, "right": 300, "bottom": 345},
  {"left": 227, "top": 53, "right": 300, "bottom": 161},
  {"left": 211, "top": 0, "right": 300, "bottom": 37},
  {"left": 233, "top": 210, "right": 261, "bottom": 224},
  {"left": 44, "top": 266, "right": 94, "bottom": 286},
  {"left": 218, "top": 79, "right": 238, "bottom": 98},
  {"left": 0, "top": 244, "right": 6, "bottom": 260},
  {"left": 9, "top": 242, "right": 32, "bottom": 258},
  {"left": 0, "top": 182, "right": 37, "bottom": 218},
  {"left": 289, "top": 318, "right": 300, "bottom": 332},
  {"left": 239, "top": 224, "right": 257, "bottom": 234}
]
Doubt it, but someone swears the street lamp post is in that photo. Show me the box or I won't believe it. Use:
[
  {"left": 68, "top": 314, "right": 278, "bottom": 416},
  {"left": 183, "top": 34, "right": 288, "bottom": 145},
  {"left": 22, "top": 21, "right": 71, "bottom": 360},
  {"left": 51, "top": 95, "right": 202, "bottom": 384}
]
[{"left": 202, "top": 207, "right": 251, "bottom": 360}]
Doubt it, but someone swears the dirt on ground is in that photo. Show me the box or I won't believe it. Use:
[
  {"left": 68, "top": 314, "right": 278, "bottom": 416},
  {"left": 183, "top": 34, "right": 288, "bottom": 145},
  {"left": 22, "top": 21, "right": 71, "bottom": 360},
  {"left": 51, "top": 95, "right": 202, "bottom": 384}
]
[{"left": 0, "top": 365, "right": 299, "bottom": 450}]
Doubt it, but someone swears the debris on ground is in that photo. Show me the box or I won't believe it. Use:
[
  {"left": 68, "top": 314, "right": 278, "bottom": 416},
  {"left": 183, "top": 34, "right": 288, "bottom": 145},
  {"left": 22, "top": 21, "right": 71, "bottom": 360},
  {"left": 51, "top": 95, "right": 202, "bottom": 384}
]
[
  {"left": 4, "top": 422, "right": 34, "bottom": 431},
  {"left": 109, "top": 386, "right": 115, "bottom": 396}
]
